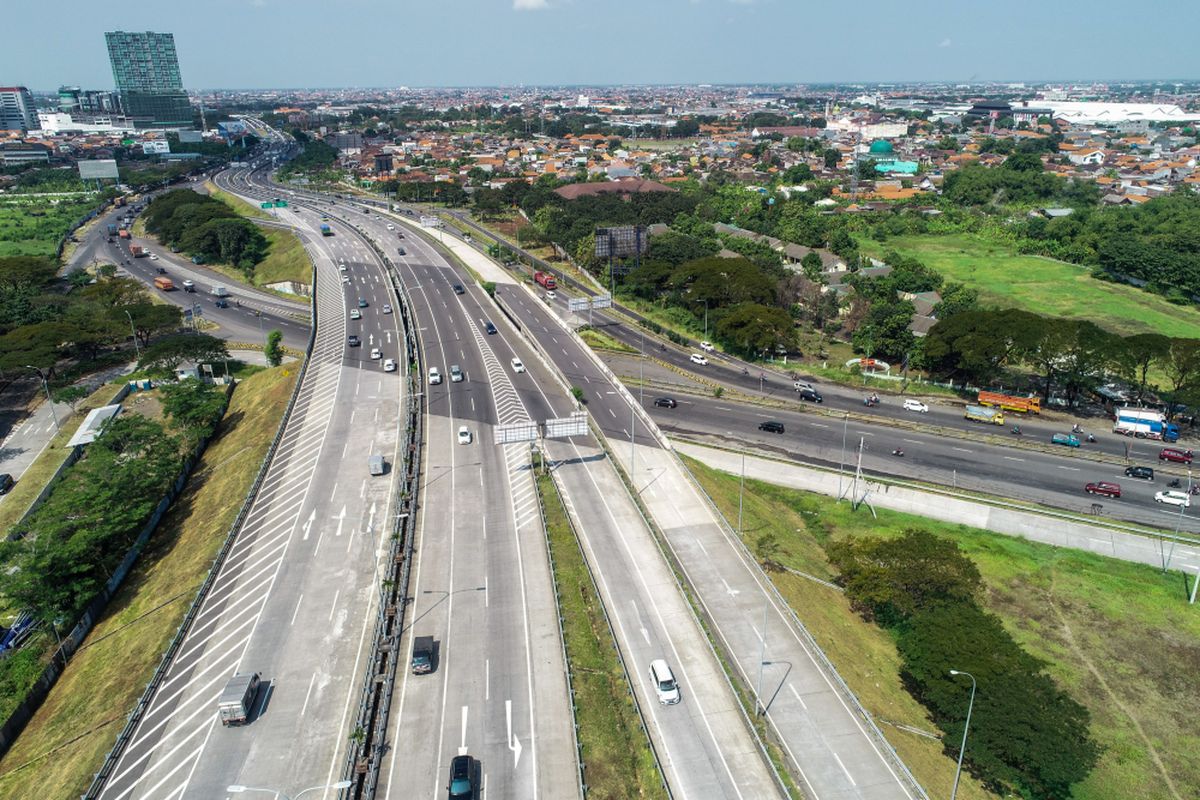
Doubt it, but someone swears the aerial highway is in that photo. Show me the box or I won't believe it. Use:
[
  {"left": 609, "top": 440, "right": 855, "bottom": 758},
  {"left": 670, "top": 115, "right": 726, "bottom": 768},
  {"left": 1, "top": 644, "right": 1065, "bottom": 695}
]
[
  {"left": 254, "top": 168, "right": 921, "bottom": 799},
  {"left": 95, "top": 206, "right": 402, "bottom": 800},
  {"left": 235, "top": 160, "right": 791, "bottom": 798}
]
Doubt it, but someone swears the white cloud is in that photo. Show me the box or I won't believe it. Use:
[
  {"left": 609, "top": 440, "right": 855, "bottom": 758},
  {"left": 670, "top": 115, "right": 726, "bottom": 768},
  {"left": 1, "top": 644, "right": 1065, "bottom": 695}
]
[
  {"left": 514, "top": 0, "right": 551, "bottom": 9},
  {"left": 938, "top": 37, "right": 952, "bottom": 48}
]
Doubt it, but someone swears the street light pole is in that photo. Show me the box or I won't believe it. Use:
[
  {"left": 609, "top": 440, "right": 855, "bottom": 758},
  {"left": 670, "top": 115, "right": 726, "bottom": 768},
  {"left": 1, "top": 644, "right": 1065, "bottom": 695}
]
[
  {"left": 755, "top": 595, "right": 768, "bottom": 715},
  {"left": 123, "top": 309, "right": 141, "bottom": 360},
  {"left": 837, "top": 412, "right": 849, "bottom": 499},
  {"left": 25, "top": 366, "right": 60, "bottom": 432},
  {"left": 738, "top": 449, "right": 745, "bottom": 536},
  {"left": 948, "top": 670, "right": 977, "bottom": 800}
]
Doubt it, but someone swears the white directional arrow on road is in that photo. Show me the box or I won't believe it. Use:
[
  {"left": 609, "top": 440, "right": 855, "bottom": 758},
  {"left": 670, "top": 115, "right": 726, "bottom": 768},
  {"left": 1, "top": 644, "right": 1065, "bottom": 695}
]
[
  {"left": 300, "top": 508, "right": 316, "bottom": 541},
  {"left": 722, "top": 578, "right": 740, "bottom": 598},
  {"left": 365, "top": 501, "right": 376, "bottom": 534},
  {"left": 506, "top": 699, "right": 523, "bottom": 769},
  {"left": 334, "top": 505, "right": 347, "bottom": 537}
]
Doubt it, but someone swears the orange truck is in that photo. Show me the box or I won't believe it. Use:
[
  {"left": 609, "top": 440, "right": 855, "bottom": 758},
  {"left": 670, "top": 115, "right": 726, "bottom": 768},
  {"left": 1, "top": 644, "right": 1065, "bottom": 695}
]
[
  {"left": 977, "top": 391, "right": 1041, "bottom": 414},
  {"left": 153, "top": 276, "right": 174, "bottom": 291},
  {"left": 118, "top": 229, "right": 131, "bottom": 239}
]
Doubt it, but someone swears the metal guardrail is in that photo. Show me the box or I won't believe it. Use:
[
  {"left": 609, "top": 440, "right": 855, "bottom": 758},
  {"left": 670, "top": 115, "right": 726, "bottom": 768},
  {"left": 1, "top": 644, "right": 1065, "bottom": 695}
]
[
  {"left": 671, "top": 450, "right": 932, "bottom": 800},
  {"left": 540, "top": 456, "right": 670, "bottom": 799},
  {"left": 83, "top": 230, "right": 319, "bottom": 800}
]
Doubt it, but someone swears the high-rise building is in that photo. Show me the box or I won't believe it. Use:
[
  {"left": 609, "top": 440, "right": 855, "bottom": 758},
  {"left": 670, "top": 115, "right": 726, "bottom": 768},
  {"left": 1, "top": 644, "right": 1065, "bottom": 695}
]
[
  {"left": 0, "top": 87, "right": 39, "bottom": 133},
  {"left": 104, "top": 31, "right": 192, "bottom": 129}
]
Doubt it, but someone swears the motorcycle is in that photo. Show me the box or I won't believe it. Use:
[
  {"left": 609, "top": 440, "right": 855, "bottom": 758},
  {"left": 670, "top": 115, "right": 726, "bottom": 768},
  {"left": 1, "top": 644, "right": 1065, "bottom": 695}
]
[
  {"left": 1169, "top": 478, "right": 1182, "bottom": 488},
  {"left": 1086, "top": 433, "right": 1096, "bottom": 443},
  {"left": 892, "top": 448, "right": 905, "bottom": 457},
  {"left": 1011, "top": 426, "right": 1022, "bottom": 435},
  {"left": 864, "top": 394, "right": 879, "bottom": 407},
  {"left": 1072, "top": 424, "right": 1082, "bottom": 434}
]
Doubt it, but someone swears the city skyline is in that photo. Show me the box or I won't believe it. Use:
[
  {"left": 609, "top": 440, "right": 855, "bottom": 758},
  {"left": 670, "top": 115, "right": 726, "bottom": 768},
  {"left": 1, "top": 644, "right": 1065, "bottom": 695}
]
[{"left": 3, "top": 0, "right": 1197, "bottom": 91}]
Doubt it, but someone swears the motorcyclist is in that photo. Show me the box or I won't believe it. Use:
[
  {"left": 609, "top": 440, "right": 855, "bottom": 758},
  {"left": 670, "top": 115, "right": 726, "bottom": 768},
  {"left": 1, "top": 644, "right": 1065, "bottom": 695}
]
[
  {"left": 1012, "top": 425, "right": 1022, "bottom": 435},
  {"left": 892, "top": 448, "right": 904, "bottom": 457}
]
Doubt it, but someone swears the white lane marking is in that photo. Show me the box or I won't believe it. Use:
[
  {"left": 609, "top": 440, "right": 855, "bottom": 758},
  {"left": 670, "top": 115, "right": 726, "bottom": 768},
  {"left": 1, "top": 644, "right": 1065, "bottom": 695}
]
[
  {"left": 1004, "top": 456, "right": 1025, "bottom": 462},
  {"left": 695, "top": 539, "right": 709, "bottom": 558},
  {"left": 953, "top": 447, "right": 973, "bottom": 454},
  {"left": 301, "top": 509, "right": 316, "bottom": 541},
  {"left": 486, "top": 660, "right": 490, "bottom": 701},
  {"left": 329, "top": 589, "right": 341, "bottom": 620},
  {"left": 1057, "top": 465, "right": 1081, "bottom": 472},
  {"left": 459, "top": 706, "right": 470, "bottom": 756},
  {"left": 788, "top": 684, "right": 808, "bottom": 710},
  {"left": 833, "top": 752, "right": 856, "bottom": 786},
  {"left": 903, "top": 438, "right": 922, "bottom": 444},
  {"left": 300, "top": 672, "right": 317, "bottom": 716},
  {"left": 810, "top": 422, "right": 829, "bottom": 428}
]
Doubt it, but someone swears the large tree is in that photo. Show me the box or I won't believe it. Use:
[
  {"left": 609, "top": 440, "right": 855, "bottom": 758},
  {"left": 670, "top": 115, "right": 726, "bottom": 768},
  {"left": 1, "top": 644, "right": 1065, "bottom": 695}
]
[
  {"left": 714, "top": 303, "right": 795, "bottom": 357},
  {"left": 138, "top": 332, "right": 229, "bottom": 376}
]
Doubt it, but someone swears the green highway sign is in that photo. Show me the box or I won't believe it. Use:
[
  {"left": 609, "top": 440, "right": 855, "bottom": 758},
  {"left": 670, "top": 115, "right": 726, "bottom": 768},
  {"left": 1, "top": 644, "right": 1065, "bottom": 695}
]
[
  {"left": 260, "top": 201, "right": 289, "bottom": 208},
  {"left": 260, "top": 202, "right": 272, "bottom": 209}
]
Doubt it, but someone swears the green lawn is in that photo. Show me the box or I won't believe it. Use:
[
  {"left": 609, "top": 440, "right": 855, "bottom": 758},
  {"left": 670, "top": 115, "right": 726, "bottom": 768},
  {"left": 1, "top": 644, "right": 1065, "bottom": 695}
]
[
  {"left": 861, "top": 233, "right": 1200, "bottom": 338},
  {"left": 0, "top": 195, "right": 105, "bottom": 259},
  {"left": 0, "top": 367, "right": 298, "bottom": 799},
  {"left": 683, "top": 454, "right": 1199, "bottom": 800},
  {"left": 206, "top": 183, "right": 312, "bottom": 290}
]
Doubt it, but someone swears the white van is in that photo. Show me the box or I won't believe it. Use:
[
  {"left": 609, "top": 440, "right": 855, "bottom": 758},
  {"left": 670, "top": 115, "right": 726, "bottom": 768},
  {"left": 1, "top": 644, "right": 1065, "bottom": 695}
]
[{"left": 649, "top": 659, "right": 680, "bottom": 705}]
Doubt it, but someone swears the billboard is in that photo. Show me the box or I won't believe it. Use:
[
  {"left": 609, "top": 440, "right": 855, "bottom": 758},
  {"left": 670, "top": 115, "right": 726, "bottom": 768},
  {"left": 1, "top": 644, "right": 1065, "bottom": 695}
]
[
  {"left": 78, "top": 159, "right": 119, "bottom": 180},
  {"left": 544, "top": 412, "right": 589, "bottom": 440},
  {"left": 141, "top": 140, "right": 170, "bottom": 155},
  {"left": 595, "top": 226, "right": 648, "bottom": 258},
  {"left": 176, "top": 130, "right": 203, "bottom": 143}
]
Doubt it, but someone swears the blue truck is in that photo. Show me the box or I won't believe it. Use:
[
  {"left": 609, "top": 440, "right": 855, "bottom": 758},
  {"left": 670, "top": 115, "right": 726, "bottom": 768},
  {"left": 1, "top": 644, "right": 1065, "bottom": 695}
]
[
  {"left": 106, "top": 223, "right": 118, "bottom": 235},
  {"left": 1113, "top": 408, "right": 1180, "bottom": 442},
  {"left": 320, "top": 223, "right": 333, "bottom": 236}
]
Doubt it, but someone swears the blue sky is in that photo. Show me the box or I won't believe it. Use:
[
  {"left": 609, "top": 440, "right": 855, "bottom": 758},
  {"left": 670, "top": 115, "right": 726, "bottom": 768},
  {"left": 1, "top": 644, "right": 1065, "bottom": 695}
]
[{"left": 5, "top": 0, "right": 1195, "bottom": 90}]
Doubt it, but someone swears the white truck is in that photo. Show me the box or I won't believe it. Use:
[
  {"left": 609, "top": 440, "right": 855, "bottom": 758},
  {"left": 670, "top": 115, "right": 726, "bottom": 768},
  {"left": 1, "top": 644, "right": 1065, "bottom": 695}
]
[
  {"left": 211, "top": 285, "right": 230, "bottom": 298},
  {"left": 1113, "top": 407, "right": 1180, "bottom": 442}
]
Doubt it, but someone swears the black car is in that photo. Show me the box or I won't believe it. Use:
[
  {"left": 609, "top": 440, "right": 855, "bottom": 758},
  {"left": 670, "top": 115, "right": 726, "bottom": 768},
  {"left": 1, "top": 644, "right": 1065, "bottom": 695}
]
[
  {"left": 484, "top": 321, "right": 497, "bottom": 335},
  {"left": 398, "top": 247, "right": 406, "bottom": 255},
  {"left": 348, "top": 335, "right": 361, "bottom": 347},
  {"left": 0, "top": 473, "right": 13, "bottom": 495},
  {"left": 798, "top": 388, "right": 823, "bottom": 403},
  {"left": 759, "top": 421, "right": 785, "bottom": 434},
  {"left": 447, "top": 755, "right": 475, "bottom": 799},
  {"left": 453, "top": 284, "right": 465, "bottom": 295},
  {"left": 214, "top": 298, "right": 229, "bottom": 309},
  {"left": 1124, "top": 465, "right": 1155, "bottom": 481},
  {"left": 654, "top": 397, "right": 677, "bottom": 409}
]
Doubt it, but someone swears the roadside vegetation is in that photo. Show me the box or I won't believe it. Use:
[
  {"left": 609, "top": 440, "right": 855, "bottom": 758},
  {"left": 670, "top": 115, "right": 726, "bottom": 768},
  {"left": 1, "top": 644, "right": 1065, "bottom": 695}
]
[
  {"left": 0, "top": 366, "right": 297, "bottom": 798},
  {"left": 0, "top": 192, "right": 105, "bottom": 259},
  {"left": 682, "top": 454, "right": 1200, "bottom": 800},
  {"left": 208, "top": 184, "right": 313, "bottom": 289},
  {"left": 535, "top": 469, "right": 666, "bottom": 800}
]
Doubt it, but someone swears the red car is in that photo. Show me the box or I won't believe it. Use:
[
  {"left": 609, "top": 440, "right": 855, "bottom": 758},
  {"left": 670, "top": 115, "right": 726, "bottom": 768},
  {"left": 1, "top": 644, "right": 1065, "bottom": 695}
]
[
  {"left": 1159, "top": 447, "right": 1193, "bottom": 465},
  {"left": 1085, "top": 481, "right": 1122, "bottom": 498}
]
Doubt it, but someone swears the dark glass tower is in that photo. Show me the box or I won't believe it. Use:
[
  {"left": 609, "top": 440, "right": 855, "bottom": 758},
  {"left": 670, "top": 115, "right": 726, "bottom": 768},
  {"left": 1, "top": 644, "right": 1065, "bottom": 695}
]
[{"left": 105, "top": 31, "right": 192, "bottom": 129}]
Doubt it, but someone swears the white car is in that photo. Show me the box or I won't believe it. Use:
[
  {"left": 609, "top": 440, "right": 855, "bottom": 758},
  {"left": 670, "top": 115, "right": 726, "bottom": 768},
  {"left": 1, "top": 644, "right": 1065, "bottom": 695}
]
[
  {"left": 383, "top": 358, "right": 396, "bottom": 372},
  {"left": 428, "top": 367, "right": 442, "bottom": 385},
  {"left": 700, "top": 341, "right": 715, "bottom": 352},
  {"left": 1155, "top": 490, "right": 1191, "bottom": 508},
  {"left": 690, "top": 353, "right": 708, "bottom": 366},
  {"left": 350, "top": 309, "right": 361, "bottom": 320},
  {"left": 510, "top": 357, "right": 526, "bottom": 374},
  {"left": 544, "top": 291, "right": 556, "bottom": 301},
  {"left": 457, "top": 426, "right": 472, "bottom": 445},
  {"left": 382, "top": 304, "right": 392, "bottom": 314},
  {"left": 370, "top": 348, "right": 382, "bottom": 360},
  {"left": 387, "top": 223, "right": 395, "bottom": 231},
  {"left": 342, "top": 275, "right": 351, "bottom": 284},
  {"left": 339, "top": 263, "right": 347, "bottom": 272},
  {"left": 149, "top": 254, "right": 159, "bottom": 261},
  {"left": 903, "top": 399, "right": 929, "bottom": 413}
]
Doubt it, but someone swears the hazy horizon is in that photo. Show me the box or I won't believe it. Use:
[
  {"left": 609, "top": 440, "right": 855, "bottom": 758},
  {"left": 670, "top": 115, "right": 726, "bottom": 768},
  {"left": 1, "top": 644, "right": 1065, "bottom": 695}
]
[{"left": 6, "top": 0, "right": 1197, "bottom": 93}]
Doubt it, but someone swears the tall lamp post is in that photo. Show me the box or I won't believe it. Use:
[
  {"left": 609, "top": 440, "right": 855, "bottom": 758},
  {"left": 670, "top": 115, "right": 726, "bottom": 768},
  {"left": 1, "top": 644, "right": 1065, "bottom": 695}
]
[
  {"left": 123, "top": 309, "right": 141, "bottom": 360},
  {"left": 25, "top": 365, "right": 60, "bottom": 433},
  {"left": 948, "top": 669, "right": 977, "bottom": 800}
]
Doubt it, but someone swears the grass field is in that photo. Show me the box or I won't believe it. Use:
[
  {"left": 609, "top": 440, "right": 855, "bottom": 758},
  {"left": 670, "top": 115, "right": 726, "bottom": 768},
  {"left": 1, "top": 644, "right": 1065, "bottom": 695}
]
[
  {"left": 0, "top": 366, "right": 298, "bottom": 799},
  {"left": 536, "top": 469, "right": 666, "bottom": 800},
  {"left": 682, "top": 454, "right": 1199, "bottom": 800},
  {"left": 861, "top": 233, "right": 1200, "bottom": 338},
  {"left": 0, "top": 194, "right": 104, "bottom": 259}
]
